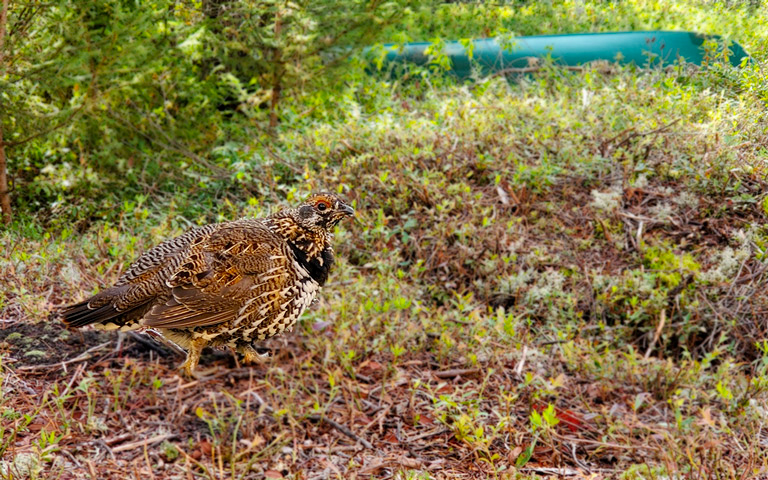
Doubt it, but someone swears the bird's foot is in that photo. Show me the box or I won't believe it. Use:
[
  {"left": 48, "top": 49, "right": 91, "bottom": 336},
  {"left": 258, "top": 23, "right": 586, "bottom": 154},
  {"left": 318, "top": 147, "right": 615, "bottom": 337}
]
[
  {"left": 178, "top": 338, "right": 208, "bottom": 378},
  {"left": 178, "top": 361, "right": 219, "bottom": 379},
  {"left": 179, "top": 360, "right": 199, "bottom": 379},
  {"left": 241, "top": 346, "right": 272, "bottom": 364}
]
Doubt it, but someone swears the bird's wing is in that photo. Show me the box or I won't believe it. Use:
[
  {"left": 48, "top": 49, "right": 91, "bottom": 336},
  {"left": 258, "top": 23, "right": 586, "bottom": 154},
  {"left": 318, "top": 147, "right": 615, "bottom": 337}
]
[
  {"left": 114, "top": 224, "right": 219, "bottom": 288},
  {"left": 61, "top": 225, "right": 220, "bottom": 329},
  {"left": 142, "top": 221, "right": 293, "bottom": 329}
]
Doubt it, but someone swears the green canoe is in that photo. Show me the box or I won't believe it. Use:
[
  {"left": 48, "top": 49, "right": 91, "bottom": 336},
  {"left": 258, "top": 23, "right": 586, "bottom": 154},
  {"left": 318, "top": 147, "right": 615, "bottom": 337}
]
[{"left": 371, "top": 31, "right": 750, "bottom": 79}]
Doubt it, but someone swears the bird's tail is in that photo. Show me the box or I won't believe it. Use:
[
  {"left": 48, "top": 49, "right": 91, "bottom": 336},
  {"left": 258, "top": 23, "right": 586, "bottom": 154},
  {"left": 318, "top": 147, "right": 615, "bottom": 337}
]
[
  {"left": 59, "top": 300, "right": 113, "bottom": 328},
  {"left": 58, "top": 297, "right": 148, "bottom": 331}
]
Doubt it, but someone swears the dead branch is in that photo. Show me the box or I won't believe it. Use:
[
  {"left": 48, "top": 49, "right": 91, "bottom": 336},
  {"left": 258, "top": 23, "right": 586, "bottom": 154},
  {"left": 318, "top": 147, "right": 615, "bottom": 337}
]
[
  {"left": 308, "top": 414, "right": 374, "bottom": 449},
  {"left": 16, "top": 341, "right": 112, "bottom": 371},
  {"left": 0, "top": 0, "right": 11, "bottom": 224},
  {"left": 432, "top": 368, "right": 481, "bottom": 379},
  {"left": 112, "top": 433, "right": 178, "bottom": 453}
]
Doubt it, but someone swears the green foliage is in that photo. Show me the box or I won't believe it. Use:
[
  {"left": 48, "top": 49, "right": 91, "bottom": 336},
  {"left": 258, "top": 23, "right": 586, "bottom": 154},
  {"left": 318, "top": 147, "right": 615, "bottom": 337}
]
[
  {"left": 6, "top": 0, "right": 768, "bottom": 477},
  {"left": 199, "top": 0, "right": 420, "bottom": 118},
  {"left": 9, "top": 0, "right": 768, "bottom": 228},
  {"left": 2, "top": 0, "right": 430, "bottom": 225}
]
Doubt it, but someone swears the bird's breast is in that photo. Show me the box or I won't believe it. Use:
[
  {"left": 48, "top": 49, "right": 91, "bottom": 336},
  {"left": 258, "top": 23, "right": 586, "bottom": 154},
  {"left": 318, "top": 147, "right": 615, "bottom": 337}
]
[{"left": 288, "top": 243, "right": 334, "bottom": 286}]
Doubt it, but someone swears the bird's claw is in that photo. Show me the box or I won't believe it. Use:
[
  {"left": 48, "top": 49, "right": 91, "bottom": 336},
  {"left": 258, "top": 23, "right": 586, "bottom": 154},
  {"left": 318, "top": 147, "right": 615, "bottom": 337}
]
[{"left": 242, "top": 346, "right": 272, "bottom": 364}]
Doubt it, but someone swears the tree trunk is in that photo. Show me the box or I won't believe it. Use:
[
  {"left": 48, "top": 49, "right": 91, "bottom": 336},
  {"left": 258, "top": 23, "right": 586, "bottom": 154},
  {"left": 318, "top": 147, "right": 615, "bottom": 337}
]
[
  {"left": 0, "top": 126, "right": 9, "bottom": 225},
  {"left": 269, "top": 9, "right": 282, "bottom": 129},
  {"left": 0, "top": 0, "right": 11, "bottom": 225}
]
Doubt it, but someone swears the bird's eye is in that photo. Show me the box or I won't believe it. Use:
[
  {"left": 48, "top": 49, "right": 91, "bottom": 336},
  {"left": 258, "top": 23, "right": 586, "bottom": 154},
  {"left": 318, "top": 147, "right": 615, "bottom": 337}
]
[{"left": 316, "top": 201, "right": 329, "bottom": 212}]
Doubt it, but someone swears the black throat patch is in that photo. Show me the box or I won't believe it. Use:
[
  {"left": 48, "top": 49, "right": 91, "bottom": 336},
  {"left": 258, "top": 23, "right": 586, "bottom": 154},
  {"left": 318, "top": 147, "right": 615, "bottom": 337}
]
[{"left": 289, "top": 242, "right": 334, "bottom": 286}]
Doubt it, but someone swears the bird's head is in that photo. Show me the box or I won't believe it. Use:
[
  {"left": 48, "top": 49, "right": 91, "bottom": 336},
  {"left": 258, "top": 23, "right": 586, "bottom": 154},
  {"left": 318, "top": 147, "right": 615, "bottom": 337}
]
[
  {"left": 268, "top": 193, "right": 354, "bottom": 255},
  {"left": 294, "top": 193, "right": 355, "bottom": 231}
]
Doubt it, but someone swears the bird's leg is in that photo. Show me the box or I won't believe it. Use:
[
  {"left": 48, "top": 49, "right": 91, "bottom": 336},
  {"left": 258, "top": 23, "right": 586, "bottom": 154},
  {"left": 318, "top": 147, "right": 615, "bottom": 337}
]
[
  {"left": 239, "top": 344, "right": 272, "bottom": 364},
  {"left": 144, "top": 328, "right": 187, "bottom": 356},
  {"left": 179, "top": 337, "right": 208, "bottom": 378}
]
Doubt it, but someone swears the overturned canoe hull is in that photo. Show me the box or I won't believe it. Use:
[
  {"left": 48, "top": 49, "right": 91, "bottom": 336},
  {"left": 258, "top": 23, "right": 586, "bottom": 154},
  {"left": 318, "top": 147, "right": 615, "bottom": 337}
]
[{"left": 372, "top": 31, "right": 750, "bottom": 79}]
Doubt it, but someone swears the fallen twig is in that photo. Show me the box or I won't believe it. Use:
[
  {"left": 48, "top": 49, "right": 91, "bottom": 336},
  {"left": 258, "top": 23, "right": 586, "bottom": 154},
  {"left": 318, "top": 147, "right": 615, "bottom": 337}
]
[
  {"left": 142, "top": 329, "right": 187, "bottom": 356},
  {"left": 16, "top": 342, "right": 111, "bottom": 371},
  {"left": 405, "top": 427, "right": 451, "bottom": 443},
  {"left": 644, "top": 309, "right": 667, "bottom": 359},
  {"left": 112, "top": 433, "right": 177, "bottom": 453},
  {"left": 126, "top": 331, "right": 177, "bottom": 356},
  {"left": 522, "top": 466, "right": 582, "bottom": 476},
  {"left": 359, "top": 405, "right": 392, "bottom": 434},
  {"left": 247, "top": 390, "right": 277, "bottom": 422},
  {"left": 104, "top": 433, "right": 135, "bottom": 447},
  {"left": 515, "top": 345, "right": 528, "bottom": 378},
  {"left": 433, "top": 368, "right": 480, "bottom": 379},
  {"left": 308, "top": 414, "right": 374, "bottom": 449}
]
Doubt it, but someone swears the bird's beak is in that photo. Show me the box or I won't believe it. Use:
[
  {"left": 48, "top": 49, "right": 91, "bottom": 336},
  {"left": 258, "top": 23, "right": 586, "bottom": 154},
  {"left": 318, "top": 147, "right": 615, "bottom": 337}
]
[{"left": 340, "top": 204, "right": 355, "bottom": 217}]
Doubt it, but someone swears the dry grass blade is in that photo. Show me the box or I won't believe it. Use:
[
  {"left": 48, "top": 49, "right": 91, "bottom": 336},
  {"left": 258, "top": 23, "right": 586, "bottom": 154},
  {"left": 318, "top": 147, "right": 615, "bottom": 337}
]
[{"left": 111, "top": 433, "right": 178, "bottom": 453}]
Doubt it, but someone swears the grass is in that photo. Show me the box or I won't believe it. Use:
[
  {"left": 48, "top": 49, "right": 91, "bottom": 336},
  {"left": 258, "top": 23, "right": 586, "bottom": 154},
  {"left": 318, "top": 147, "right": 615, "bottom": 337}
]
[{"left": 5, "top": 1, "right": 768, "bottom": 478}]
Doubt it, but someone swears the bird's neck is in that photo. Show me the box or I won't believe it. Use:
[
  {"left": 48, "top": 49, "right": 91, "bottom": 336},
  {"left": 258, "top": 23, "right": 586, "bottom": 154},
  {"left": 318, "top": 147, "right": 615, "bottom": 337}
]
[{"left": 267, "top": 213, "right": 330, "bottom": 262}]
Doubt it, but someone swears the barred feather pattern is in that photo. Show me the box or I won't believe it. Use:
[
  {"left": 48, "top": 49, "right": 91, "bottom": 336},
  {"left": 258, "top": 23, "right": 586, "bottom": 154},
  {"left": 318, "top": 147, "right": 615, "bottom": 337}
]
[
  {"left": 116, "top": 224, "right": 220, "bottom": 287},
  {"left": 58, "top": 193, "right": 354, "bottom": 375}
]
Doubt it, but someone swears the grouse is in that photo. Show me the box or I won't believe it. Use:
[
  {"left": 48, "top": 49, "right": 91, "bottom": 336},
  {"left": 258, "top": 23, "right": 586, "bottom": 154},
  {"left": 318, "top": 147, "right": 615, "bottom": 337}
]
[{"left": 59, "top": 193, "right": 354, "bottom": 376}]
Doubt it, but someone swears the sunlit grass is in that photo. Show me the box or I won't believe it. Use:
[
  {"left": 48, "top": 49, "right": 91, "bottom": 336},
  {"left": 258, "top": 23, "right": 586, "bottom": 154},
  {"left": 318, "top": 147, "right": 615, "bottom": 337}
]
[{"left": 4, "top": 1, "right": 768, "bottom": 477}]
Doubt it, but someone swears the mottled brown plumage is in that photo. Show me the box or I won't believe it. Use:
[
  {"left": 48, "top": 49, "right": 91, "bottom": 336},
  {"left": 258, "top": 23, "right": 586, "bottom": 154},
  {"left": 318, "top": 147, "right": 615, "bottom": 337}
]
[{"left": 60, "top": 193, "right": 354, "bottom": 376}]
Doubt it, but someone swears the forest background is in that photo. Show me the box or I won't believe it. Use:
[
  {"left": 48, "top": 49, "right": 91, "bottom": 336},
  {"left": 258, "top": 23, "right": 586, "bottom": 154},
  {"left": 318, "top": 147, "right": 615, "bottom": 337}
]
[{"left": 4, "top": 0, "right": 768, "bottom": 478}]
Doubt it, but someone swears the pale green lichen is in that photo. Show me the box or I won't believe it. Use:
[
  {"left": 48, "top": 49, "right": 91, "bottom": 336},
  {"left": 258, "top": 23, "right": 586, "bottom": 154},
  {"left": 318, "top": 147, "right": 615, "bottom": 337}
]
[
  {"left": 589, "top": 188, "right": 622, "bottom": 212},
  {"left": 5, "top": 332, "right": 22, "bottom": 342},
  {"left": 23, "top": 350, "right": 47, "bottom": 358},
  {"left": 0, "top": 453, "right": 40, "bottom": 478}
]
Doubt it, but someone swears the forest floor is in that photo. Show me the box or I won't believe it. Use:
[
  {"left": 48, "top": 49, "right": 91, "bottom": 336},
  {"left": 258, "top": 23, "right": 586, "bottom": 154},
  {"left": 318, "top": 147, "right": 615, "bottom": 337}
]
[{"left": 5, "top": 53, "right": 768, "bottom": 480}]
